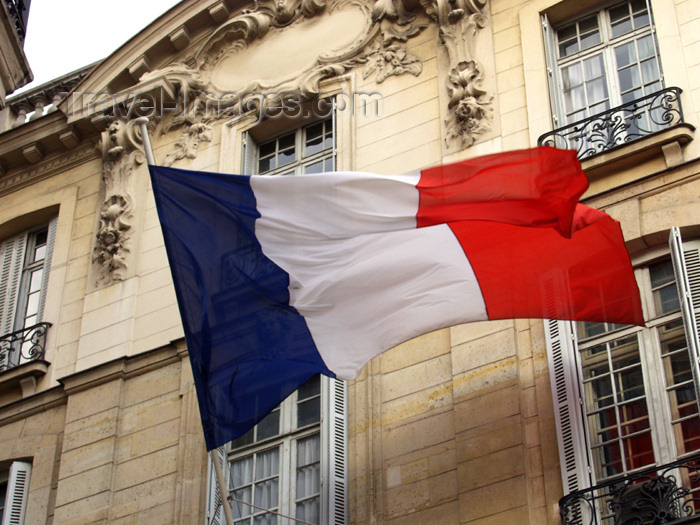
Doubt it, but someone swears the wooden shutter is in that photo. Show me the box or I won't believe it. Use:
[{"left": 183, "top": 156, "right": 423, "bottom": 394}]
[
  {"left": 541, "top": 13, "right": 564, "bottom": 129},
  {"left": 545, "top": 319, "right": 593, "bottom": 502},
  {"left": 322, "top": 377, "right": 347, "bottom": 525},
  {"left": 0, "top": 234, "right": 27, "bottom": 337},
  {"left": 205, "top": 446, "right": 227, "bottom": 525},
  {"left": 669, "top": 229, "right": 700, "bottom": 412},
  {"left": 1, "top": 461, "right": 31, "bottom": 525},
  {"left": 241, "top": 132, "right": 256, "bottom": 175},
  {"left": 36, "top": 217, "right": 58, "bottom": 323}
]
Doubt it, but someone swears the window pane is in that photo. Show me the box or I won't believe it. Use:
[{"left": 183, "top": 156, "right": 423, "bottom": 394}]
[
  {"left": 637, "top": 35, "right": 655, "bottom": 60},
  {"left": 641, "top": 58, "right": 659, "bottom": 85},
  {"left": 298, "top": 398, "right": 320, "bottom": 427},
  {"left": 233, "top": 487, "right": 252, "bottom": 519},
  {"left": 610, "top": 4, "right": 633, "bottom": 38},
  {"left": 650, "top": 260, "right": 680, "bottom": 315},
  {"left": 298, "top": 375, "right": 320, "bottom": 400},
  {"left": 558, "top": 24, "right": 579, "bottom": 57},
  {"left": 303, "top": 161, "right": 324, "bottom": 175},
  {"left": 29, "top": 269, "right": 42, "bottom": 293},
  {"left": 296, "top": 434, "right": 321, "bottom": 524},
  {"left": 256, "top": 410, "right": 280, "bottom": 441},
  {"left": 615, "top": 42, "right": 636, "bottom": 68},
  {"left": 618, "top": 65, "right": 641, "bottom": 93}
]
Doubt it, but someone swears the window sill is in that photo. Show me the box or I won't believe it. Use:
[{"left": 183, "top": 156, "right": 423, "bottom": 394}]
[
  {"left": 581, "top": 123, "right": 695, "bottom": 183},
  {"left": 0, "top": 359, "right": 49, "bottom": 398}
]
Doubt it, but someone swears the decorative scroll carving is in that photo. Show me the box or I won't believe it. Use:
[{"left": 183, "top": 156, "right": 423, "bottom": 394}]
[
  {"left": 363, "top": 43, "right": 422, "bottom": 83},
  {"left": 163, "top": 122, "right": 214, "bottom": 167},
  {"left": 139, "top": 0, "right": 428, "bottom": 161},
  {"left": 428, "top": 0, "right": 493, "bottom": 149},
  {"left": 93, "top": 194, "right": 132, "bottom": 284},
  {"left": 93, "top": 118, "right": 146, "bottom": 286}
]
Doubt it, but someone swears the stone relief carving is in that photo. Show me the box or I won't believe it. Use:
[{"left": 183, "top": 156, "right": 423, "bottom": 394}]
[
  {"left": 138, "top": 0, "right": 428, "bottom": 163},
  {"left": 428, "top": 0, "right": 493, "bottom": 149},
  {"left": 93, "top": 118, "right": 147, "bottom": 286},
  {"left": 93, "top": 194, "right": 132, "bottom": 284}
]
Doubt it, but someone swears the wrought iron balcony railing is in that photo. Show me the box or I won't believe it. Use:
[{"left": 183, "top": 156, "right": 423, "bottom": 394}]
[
  {"left": 5, "top": 0, "right": 30, "bottom": 44},
  {"left": 0, "top": 322, "right": 50, "bottom": 373},
  {"left": 537, "top": 87, "right": 685, "bottom": 161},
  {"left": 560, "top": 453, "right": 700, "bottom": 525}
]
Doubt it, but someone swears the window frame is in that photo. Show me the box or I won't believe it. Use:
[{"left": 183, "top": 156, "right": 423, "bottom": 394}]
[
  {"left": 547, "top": 236, "right": 700, "bottom": 497},
  {"left": 542, "top": 0, "right": 664, "bottom": 128}
]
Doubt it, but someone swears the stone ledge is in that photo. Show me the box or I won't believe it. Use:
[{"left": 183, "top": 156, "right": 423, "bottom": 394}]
[
  {"left": 0, "top": 359, "right": 50, "bottom": 398},
  {"left": 581, "top": 124, "right": 695, "bottom": 182}
]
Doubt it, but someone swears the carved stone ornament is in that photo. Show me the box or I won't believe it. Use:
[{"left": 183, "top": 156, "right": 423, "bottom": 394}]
[
  {"left": 93, "top": 194, "right": 132, "bottom": 284},
  {"left": 429, "top": 0, "right": 493, "bottom": 149},
  {"left": 139, "top": 0, "right": 428, "bottom": 163},
  {"left": 93, "top": 118, "right": 147, "bottom": 286}
]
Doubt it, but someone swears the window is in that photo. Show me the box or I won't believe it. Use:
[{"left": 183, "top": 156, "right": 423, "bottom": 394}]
[
  {"left": 0, "top": 219, "right": 57, "bottom": 370},
  {"left": 0, "top": 461, "right": 32, "bottom": 525},
  {"left": 207, "top": 108, "right": 346, "bottom": 525},
  {"left": 543, "top": 0, "right": 663, "bottom": 128},
  {"left": 547, "top": 236, "right": 700, "bottom": 497},
  {"left": 207, "top": 376, "right": 347, "bottom": 525}
]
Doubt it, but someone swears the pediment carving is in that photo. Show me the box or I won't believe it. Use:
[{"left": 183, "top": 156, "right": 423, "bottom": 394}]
[
  {"left": 130, "top": 0, "right": 493, "bottom": 162},
  {"left": 139, "top": 0, "right": 428, "bottom": 164}
]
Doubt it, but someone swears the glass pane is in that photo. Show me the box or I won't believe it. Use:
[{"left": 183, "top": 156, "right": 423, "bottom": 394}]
[
  {"left": 303, "top": 161, "right": 324, "bottom": 175},
  {"left": 610, "top": 4, "right": 633, "bottom": 38},
  {"left": 25, "top": 291, "right": 39, "bottom": 317},
  {"left": 296, "top": 435, "right": 321, "bottom": 498},
  {"left": 558, "top": 24, "right": 578, "bottom": 57},
  {"left": 258, "top": 155, "right": 275, "bottom": 173},
  {"left": 561, "top": 63, "right": 583, "bottom": 91},
  {"left": 232, "top": 487, "right": 252, "bottom": 519},
  {"left": 641, "top": 58, "right": 659, "bottom": 85},
  {"left": 297, "top": 398, "right": 321, "bottom": 427},
  {"left": 650, "top": 260, "right": 680, "bottom": 315},
  {"left": 584, "top": 54, "right": 605, "bottom": 80},
  {"left": 232, "top": 428, "right": 254, "bottom": 449},
  {"left": 580, "top": 28, "right": 601, "bottom": 51},
  {"left": 632, "top": 0, "right": 650, "bottom": 28},
  {"left": 29, "top": 269, "right": 43, "bottom": 293},
  {"left": 254, "top": 478, "right": 279, "bottom": 509},
  {"left": 622, "top": 432, "right": 655, "bottom": 470},
  {"left": 255, "top": 448, "right": 279, "bottom": 480},
  {"left": 615, "top": 42, "right": 636, "bottom": 68},
  {"left": 256, "top": 410, "right": 280, "bottom": 441},
  {"left": 298, "top": 375, "right": 320, "bottom": 400},
  {"left": 296, "top": 498, "right": 320, "bottom": 525},
  {"left": 618, "top": 65, "right": 641, "bottom": 93},
  {"left": 33, "top": 229, "right": 48, "bottom": 262},
  {"left": 232, "top": 456, "right": 254, "bottom": 487},
  {"left": 253, "top": 513, "right": 277, "bottom": 525},
  {"left": 637, "top": 35, "right": 655, "bottom": 60}
]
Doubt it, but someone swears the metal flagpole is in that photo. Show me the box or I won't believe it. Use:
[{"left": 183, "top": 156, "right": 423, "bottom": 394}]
[
  {"left": 134, "top": 117, "right": 236, "bottom": 525},
  {"left": 211, "top": 449, "right": 236, "bottom": 525},
  {"left": 135, "top": 117, "right": 156, "bottom": 165}
]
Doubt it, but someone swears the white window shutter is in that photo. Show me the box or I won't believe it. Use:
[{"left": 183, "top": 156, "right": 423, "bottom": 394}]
[
  {"left": 205, "top": 446, "right": 227, "bottom": 525},
  {"left": 541, "top": 13, "right": 563, "bottom": 128},
  {"left": 37, "top": 217, "right": 58, "bottom": 323},
  {"left": 669, "top": 229, "right": 700, "bottom": 412},
  {"left": 545, "top": 319, "right": 593, "bottom": 496},
  {"left": 241, "top": 132, "right": 256, "bottom": 175},
  {"left": 1, "top": 461, "right": 31, "bottom": 525},
  {"left": 322, "top": 377, "right": 347, "bottom": 525},
  {"left": 0, "top": 235, "right": 27, "bottom": 337}
]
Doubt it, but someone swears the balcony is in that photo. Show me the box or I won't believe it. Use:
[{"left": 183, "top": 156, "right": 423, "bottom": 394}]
[
  {"left": 5, "top": 0, "right": 30, "bottom": 44},
  {"left": 537, "top": 87, "right": 691, "bottom": 162},
  {"left": 0, "top": 322, "right": 50, "bottom": 398},
  {"left": 560, "top": 453, "right": 700, "bottom": 525}
]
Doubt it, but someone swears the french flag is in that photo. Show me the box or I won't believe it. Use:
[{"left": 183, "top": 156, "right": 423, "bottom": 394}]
[{"left": 149, "top": 147, "right": 644, "bottom": 450}]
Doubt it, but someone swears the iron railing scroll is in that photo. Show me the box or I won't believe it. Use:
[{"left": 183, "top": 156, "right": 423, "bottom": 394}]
[
  {"left": 537, "top": 87, "right": 685, "bottom": 161},
  {"left": 560, "top": 453, "right": 700, "bottom": 524},
  {"left": 5, "top": 0, "right": 30, "bottom": 44},
  {"left": 0, "top": 322, "right": 50, "bottom": 373}
]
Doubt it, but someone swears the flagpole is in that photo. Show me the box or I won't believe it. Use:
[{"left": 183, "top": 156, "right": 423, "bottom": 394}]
[
  {"left": 135, "top": 116, "right": 236, "bottom": 525},
  {"left": 211, "top": 449, "right": 236, "bottom": 525},
  {"left": 135, "top": 116, "right": 156, "bottom": 165}
]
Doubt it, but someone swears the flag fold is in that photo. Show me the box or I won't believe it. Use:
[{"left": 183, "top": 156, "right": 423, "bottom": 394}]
[{"left": 149, "top": 147, "right": 644, "bottom": 450}]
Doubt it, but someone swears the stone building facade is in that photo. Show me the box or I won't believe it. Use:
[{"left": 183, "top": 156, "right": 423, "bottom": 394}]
[{"left": 0, "top": 0, "right": 698, "bottom": 523}]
